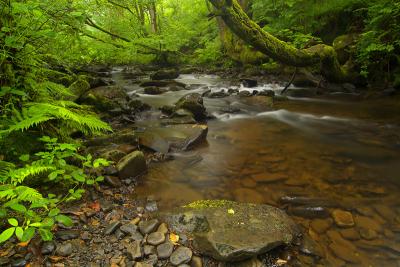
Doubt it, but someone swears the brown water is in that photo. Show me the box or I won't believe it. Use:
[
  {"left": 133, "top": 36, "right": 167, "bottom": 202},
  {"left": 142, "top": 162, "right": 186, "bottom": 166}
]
[{"left": 116, "top": 71, "right": 400, "bottom": 266}]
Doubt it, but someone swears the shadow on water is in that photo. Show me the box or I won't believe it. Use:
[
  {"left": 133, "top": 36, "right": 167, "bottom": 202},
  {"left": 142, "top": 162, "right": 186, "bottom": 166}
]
[{"left": 115, "top": 70, "right": 400, "bottom": 266}]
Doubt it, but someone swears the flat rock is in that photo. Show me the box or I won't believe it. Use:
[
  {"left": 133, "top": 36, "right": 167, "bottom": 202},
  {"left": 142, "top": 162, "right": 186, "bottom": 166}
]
[
  {"left": 56, "top": 230, "right": 80, "bottom": 241},
  {"left": 170, "top": 246, "right": 193, "bottom": 266},
  {"left": 332, "top": 210, "right": 354, "bottom": 228},
  {"left": 147, "top": 232, "right": 166, "bottom": 245},
  {"left": 139, "top": 219, "right": 159, "bottom": 235},
  {"left": 126, "top": 240, "right": 143, "bottom": 260},
  {"left": 105, "top": 221, "right": 122, "bottom": 235},
  {"left": 55, "top": 242, "right": 73, "bottom": 257},
  {"left": 162, "top": 200, "right": 298, "bottom": 261},
  {"left": 120, "top": 223, "right": 138, "bottom": 235},
  {"left": 157, "top": 242, "right": 174, "bottom": 259}
]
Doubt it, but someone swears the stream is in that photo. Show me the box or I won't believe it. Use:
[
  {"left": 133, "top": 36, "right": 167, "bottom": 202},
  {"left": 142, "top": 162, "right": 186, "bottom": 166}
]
[{"left": 112, "top": 69, "right": 400, "bottom": 266}]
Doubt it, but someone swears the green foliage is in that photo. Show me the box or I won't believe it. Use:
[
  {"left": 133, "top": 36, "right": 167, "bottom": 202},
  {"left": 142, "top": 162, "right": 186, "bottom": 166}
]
[{"left": 0, "top": 136, "right": 109, "bottom": 243}]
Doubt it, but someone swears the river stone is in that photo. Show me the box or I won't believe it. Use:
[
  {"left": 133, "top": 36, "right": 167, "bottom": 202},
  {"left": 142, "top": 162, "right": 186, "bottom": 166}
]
[
  {"left": 135, "top": 262, "right": 152, "bottom": 267},
  {"left": 157, "top": 242, "right": 174, "bottom": 259},
  {"left": 147, "top": 232, "right": 166, "bottom": 245},
  {"left": 170, "top": 246, "right": 193, "bottom": 266},
  {"left": 332, "top": 210, "right": 354, "bottom": 228},
  {"left": 117, "top": 151, "right": 147, "bottom": 179},
  {"left": 55, "top": 242, "right": 73, "bottom": 257},
  {"left": 105, "top": 221, "right": 122, "bottom": 235},
  {"left": 162, "top": 200, "right": 298, "bottom": 261},
  {"left": 157, "top": 223, "right": 169, "bottom": 234},
  {"left": 144, "top": 86, "right": 166, "bottom": 95},
  {"left": 190, "top": 256, "right": 203, "bottom": 267},
  {"left": 151, "top": 70, "right": 179, "bottom": 80},
  {"left": 139, "top": 219, "right": 160, "bottom": 235},
  {"left": 175, "top": 93, "right": 207, "bottom": 121},
  {"left": 56, "top": 230, "right": 80, "bottom": 241},
  {"left": 126, "top": 240, "right": 143, "bottom": 260},
  {"left": 79, "top": 85, "right": 128, "bottom": 112},
  {"left": 310, "top": 218, "right": 333, "bottom": 234},
  {"left": 41, "top": 241, "right": 56, "bottom": 255}
]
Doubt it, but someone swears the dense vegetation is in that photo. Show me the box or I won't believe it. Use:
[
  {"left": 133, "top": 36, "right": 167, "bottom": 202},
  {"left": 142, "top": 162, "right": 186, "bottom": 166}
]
[{"left": 0, "top": 0, "right": 399, "bottom": 243}]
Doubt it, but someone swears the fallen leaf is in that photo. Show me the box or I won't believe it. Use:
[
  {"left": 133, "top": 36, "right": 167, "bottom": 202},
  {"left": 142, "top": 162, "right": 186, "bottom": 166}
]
[
  {"left": 170, "top": 233, "right": 180, "bottom": 244},
  {"left": 276, "top": 259, "right": 287, "bottom": 266},
  {"left": 18, "top": 241, "right": 30, "bottom": 247},
  {"left": 88, "top": 201, "right": 100, "bottom": 212},
  {"left": 49, "top": 256, "right": 64, "bottom": 263},
  {"left": 227, "top": 208, "right": 235, "bottom": 215}
]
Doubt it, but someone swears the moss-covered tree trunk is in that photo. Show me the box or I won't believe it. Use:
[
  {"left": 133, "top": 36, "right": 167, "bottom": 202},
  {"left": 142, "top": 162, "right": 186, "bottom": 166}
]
[
  {"left": 215, "top": 0, "right": 266, "bottom": 64},
  {"left": 209, "top": 0, "right": 355, "bottom": 82}
]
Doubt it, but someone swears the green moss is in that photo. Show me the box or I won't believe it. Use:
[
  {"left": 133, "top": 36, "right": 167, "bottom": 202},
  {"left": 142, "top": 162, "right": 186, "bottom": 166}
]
[{"left": 184, "top": 200, "right": 234, "bottom": 209}]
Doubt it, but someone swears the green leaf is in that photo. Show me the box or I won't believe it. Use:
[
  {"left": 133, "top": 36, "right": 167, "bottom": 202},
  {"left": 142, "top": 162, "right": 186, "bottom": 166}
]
[
  {"left": 55, "top": 214, "right": 73, "bottom": 227},
  {"left": 86, "top": 179, "right": 94, "bottom": 185},
  {"left": 8, "top": 218, "right": 18, "bottom": 227},
  {"left": 48, "top": 208, "right": 60, "bottom": 217},
  {"left": 15, "top": 227, "right": 24, "bottom": 240},
  {"left": 0, "top": 228, "right": 15, "bottom": 243},
  {"left": 21, "top": 227, "right": 35, "bottom": 242},
  {"left": 9, "top": 203, "right": 27, "bottom": 213},
  {"left": 48, "top": 171, "right": 58, "bottom": 180},
  {"left": 19, "top": 154, "right": 30, "bottom": 162},
  {"left": 0, "top": 208, "right": 7, "bottom": 218},
  {"left": 96, "top": 176, "right": 104, "bottom": 182},
  {"left": 39, "top": 228, "right": 53, "bottom": 241}
]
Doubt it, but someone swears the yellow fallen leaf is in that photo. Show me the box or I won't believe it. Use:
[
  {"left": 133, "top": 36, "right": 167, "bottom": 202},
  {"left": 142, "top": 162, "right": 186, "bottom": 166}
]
[
  {"left": 227, "top": 208, "right": 235, "bottom": 215},
  {"left": 170, "top": 233, "right": 180, "bottom": 244},
  {"left": 18, "top": 241, "right": 30, "bottom": 247},
  {"left": 276, "top": 259, "right": 287, "bottom": 266}
]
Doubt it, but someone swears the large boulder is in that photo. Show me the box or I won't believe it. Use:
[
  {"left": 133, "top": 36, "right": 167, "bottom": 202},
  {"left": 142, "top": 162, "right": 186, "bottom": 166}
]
[
  {"left": 143, "top": 86, "right": 167, "bottom": 95},
  {"left": 150, "top": 70, "right": 180, "bottom": 80},
  {"left": 162, "top": 200, "right": 299, "bottom": 262},
  {"left": 333, "top": 34, "right": 358, "bottom": 65},
  {"left": 116, "top": 151, "right": 147, "bottom": 179},
  {"left": 175, "top": 93, "right": 207, "bottom": 121}
]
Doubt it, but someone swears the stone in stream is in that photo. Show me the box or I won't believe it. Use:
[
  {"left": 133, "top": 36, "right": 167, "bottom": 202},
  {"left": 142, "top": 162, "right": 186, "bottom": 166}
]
[
  {"left": 170, "top": 246, "right": 193, "bottom": 266},
  {"left": 143, "top": 86, "right": 167, "bottom": 95},
  {"left": 279, "top": 196, "right": 338, "bottom": 207},
  {"left": 140, "top": 80, "right": 186, "bottom": 88},
  {"left": 147, "top": 232, "right": 166, "bottom": 245},
  {"left": 79, "top": 85, "right": 129, "bottom": 112},
  {"left": 332, "top": 209, "right": 355, "bottom": 228},
  {"left": 162, "top": 200, "right": 299, "bottom": 261},
  {"left": 240, "top": 79, "right": 258, "bottom": 88},
  {"left": 139, "top": 219, "right": 160, "bottom": 235},
  {"left": 157, "top": 242, "right": 174, "bottom": 259},
  {"left": 310, "top": 218, "right": 333, "bottom": 234},
  {"left": 144, "top": 245, "right": 156, "bottom": 256},
  {"left": 289, "top": 206, "right": 330, "bottom": 219},
  {"left": 157, "top": 223, "right": 169, "bottom": 234},
  {"left": 151, "top": 69, "right": 180, "bottom": 80},
  {"left": 100, "top": 149, "right": 126, "bottom": 162},
  {"left": 175, "top": 93, "right": 207, "bottom": 121},
  {"left": 117, "top": 151, "right": 147, "bottom": 179}
]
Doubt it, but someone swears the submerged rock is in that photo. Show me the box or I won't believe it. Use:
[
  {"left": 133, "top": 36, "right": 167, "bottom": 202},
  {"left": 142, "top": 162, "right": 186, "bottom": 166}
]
[
  {"left": 143, "top": 86, "right": 167, "bottom": 95},
  {"left": 117, "top": 151, "right": 147, "bottom": 179},
  {"left": 162, "top": 200, "right": 298, "bottom": 261}
]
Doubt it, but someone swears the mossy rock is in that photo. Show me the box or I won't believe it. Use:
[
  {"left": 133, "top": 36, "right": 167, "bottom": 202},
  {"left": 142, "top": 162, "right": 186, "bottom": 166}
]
[
  {"left": 162, "top": 200, "right": 299, "bottom": 261},
  {"left": 79, "top": 85, "right": 128, "bottom": 112},
  {"left": 333, "top": 34, "right": 358, "bottom": 65},
  {"left": 175, "top": 93, "right": 207, "bottom": 121},
  {"left": 68, "top": 76, "right": 90, "bottom": 100}
]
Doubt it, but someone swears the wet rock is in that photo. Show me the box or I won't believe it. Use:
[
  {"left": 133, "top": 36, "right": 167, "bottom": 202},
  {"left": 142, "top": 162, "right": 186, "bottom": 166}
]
[
  {"left": 157, "top": 242, "right": 174, "bottom": 259},
  {"left": 117, "top": 151, "right": 147, "bottom": 179},
  {"left": 232, "top": 257, "right": 264, "bottom": 267},
  {"left": 144, "top": 86, "right": 167, "bottom": 95},
  {"left": 101, "top": 150, "right": 127, "bottom": 162},
  {"left": 175, "top": 93, "right": 207, "bottom": 121},
  {"left": 359, "top": 228, "right": 378, "bottom": 240},
  {"left": 280, "top": 196, "right": 337, "bottom": 207},
  {"left": 56, "top": 230, "right": 80, "bottom": 241},
  {"left": 354, "top": 215, "right": 382, "bottom": 232},
  {"left": 147, "top": 232, "right": 166, "bottom": 246},
  {"left": 135, "top": 263, "right": 152, "bottom": 267},
  {"left": 151, "top": 70, "right": 179, "bottom": 80},
  {"left": 144, "top": 245, "right": 156, "bottom": 256},
  {"left": 292, "top": 74, "right": 317, "bottom": 87},
  {"left": 11, "top": 258, "right": 27, "bottom": 267},
  {"left": 170, "top": 246, "right": 193, "bottom": 266},
  {"left": 169, "top": 85, "right": 185, "bottom": 91},
  {"left": 258, "top": 90, "right": 275, "bottom": 97},
  {"left": 146, "top": 201, "right": 158, "bottom": 212},
  {"left": 190, "top": 256, "right": 203, "bottom": 267},
  {"left": 105, "top": 221, "right": 122, "bottom": 235},
  {"left": 289, "top": 207, "right": 330, "bottom": 219},
  {"left": 238, "top": 91, "right": 252, "bottom": 97},
  {"left": 251, "top": 173, "right": 288, "bottom": 183},
  {"left": 339, "top": 228, "right": 360, "bottom": 241},
  {"left": 79, "top": 85, "right": 128, "bottom": 112},
  {"left": 55, "top": 242, "right": 73, "bottom": 257},
  {"left": 163, "top": 200, "right": 298, "bottom": 261},
  {"left": 86, "top": 129, "right": 138, "bottom": 147},
  {"left": 126, "top": 240, "right": 143, "bottom": 260},
  {"left": 41, "top": 241, "right": 56, "bottom": 255},
  {"left": 157, "top": 223, "right": 169, "bottom": 235},
  {"left": 140, "top": 80, "right": 186, "bottom": 88},
  {"left": 128, "top": 99, "right": 151, "bottom": 112},
  {"left": 332, "top": 210, "right": 354, "bottom": 228},
  {"left": 105, "top": 176, "right": 123, "bottom": 187},
  {"left": 208, "top": 91, "right": 229, "bottom": 98},
  {"left": 139, "top": 219, "right": 159, "bottom": 235},
  {"left": 300, "top": 235, "right": 324, "bottom": 258},
  {"left": 240, "top": 79, "right": 258, "bottom": 88},
  {"left": 327, "top": 230, "right": 361, "bottom": 263}
]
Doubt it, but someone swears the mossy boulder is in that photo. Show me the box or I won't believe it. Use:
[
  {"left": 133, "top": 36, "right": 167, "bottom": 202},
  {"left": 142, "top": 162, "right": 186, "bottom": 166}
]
[
  {"left": 143, "top": 86, "right": 167, "bottom": 95},
  {"left": 175, "top": 93, "right": 207, "bottom": 121},
  {"left": 79, "top": 86, "right": 129, "bottom": 112},
  {"left": 333, "top": 34, "right": 358, "bottom": 65},
  {"left": 162, "top": 200, "right": 299, "bottom": 262},
  {"left": 116, "top": 151, "right": 147, "bottom": 179},
  {"left": 150, "top": 70, "right": 180, "bottom": 80},
  {"left": 68, "top": 76, "right": 90, "bottom": 100}
]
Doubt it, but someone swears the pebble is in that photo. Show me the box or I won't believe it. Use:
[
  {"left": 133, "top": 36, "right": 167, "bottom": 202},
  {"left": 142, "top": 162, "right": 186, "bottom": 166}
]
[
  {"left": 120, "top": 223, "right": 138, "bottom": 235},
  {"left": 81, "top": 231, "right": 92, "bottom": 241},
  {"left": 354, "top": 215, "right": 382, "bottom": 232},
  {"left": 157, "top": 223, "right": 169, "bottom": 234},
  {"left": 359, "top": 228, "right": 378, "bottom": 240},
  {"left": 105, "top": 221, "right": 122, "bottom": 235},
  {"left": 332, "top": 210, "right": 354, "bottom": 228},
  {"left": 310, "top": 218, "right": 333, "bottom": 234},
  {"left": 157, "top": 242, "right": 174, "bottom": 259},
  {"left": 289, "top": 206, "right": 330, "bottom": 219},
  {"left": 131, "top": 231, "right": 144, "bottom": 241},
  {"left": 147, "top": 232, "right": 166, "bottom": 246},
  {"left": 55, "top": 242, "right": 73, "bottom": 257},
  {"left": 126, "top": 240, "right": 143, "bottom": 260},
  {"left": 56, "top": 230, "right": 80, "bottom": 241},
  {"left": 144, "top": 254, "right": 158, "bottom": 265},
  {"left": 105, "top": 176, "right": 122, "bottom": 187},
  {"left": 135, "top": 263, "right": 152, "bottom": 267},
  {"left": 41, "top": 241, "right": 56, "bottom": 255},
  {"left": 190, "top": 256, "right": 203, "bottom": 267},
  {"left": 339, "top": 228, "right": 360, "bottom": 241},
  {"left": 11, "top": 258, "right": 27, "bottom": 267},
  {"left": 139, "top": 219, "right": 159, "bottom": 235},
  {"left": 144, "top": 245, "right": 156, "bottom": 256},
  {"left": 145, "top": 201, "right": 158, "bottom": 212},
  {"left": 170, "top": 246, "right": 193, "bottom": 266}
]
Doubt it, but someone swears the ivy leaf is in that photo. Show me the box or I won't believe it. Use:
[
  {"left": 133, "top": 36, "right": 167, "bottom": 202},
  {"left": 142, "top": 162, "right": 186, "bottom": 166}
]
[
  {"left": 55, "top": 215, "right": 73, "bottom": 227},
  {"left": 0, "top": 228, "right": 15, "bottom": 243},
  {"left": 8, "top": 218, "right": 18, "bottom": 227},
  {"left": 15, "top": 227, "right": 24, "bottom": 240},
  {"left": 39, "top": 228, "right": 53, "bottom": 241}
]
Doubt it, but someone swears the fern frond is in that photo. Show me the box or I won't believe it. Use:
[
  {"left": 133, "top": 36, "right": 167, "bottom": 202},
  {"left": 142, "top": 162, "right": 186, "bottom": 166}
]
[
  {"left": 15, "top": 186, "right": 43, "bottom": 202},
  {"left": 8, "top": 164, "right": 56, "bottom": 185}
]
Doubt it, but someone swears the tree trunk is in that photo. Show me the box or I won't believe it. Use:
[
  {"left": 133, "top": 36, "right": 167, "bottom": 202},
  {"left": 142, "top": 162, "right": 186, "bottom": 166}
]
[
  {"left": 208, "top": 0, "right": 355, "bottom": 82},
  {"left": 148, "top": 1, "right": 158, "bottom": 34}
]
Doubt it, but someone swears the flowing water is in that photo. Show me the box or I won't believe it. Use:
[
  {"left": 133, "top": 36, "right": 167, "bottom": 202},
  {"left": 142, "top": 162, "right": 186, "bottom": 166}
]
[{"left": 114, "top": 70, "right": 400, "bottom": 266}]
